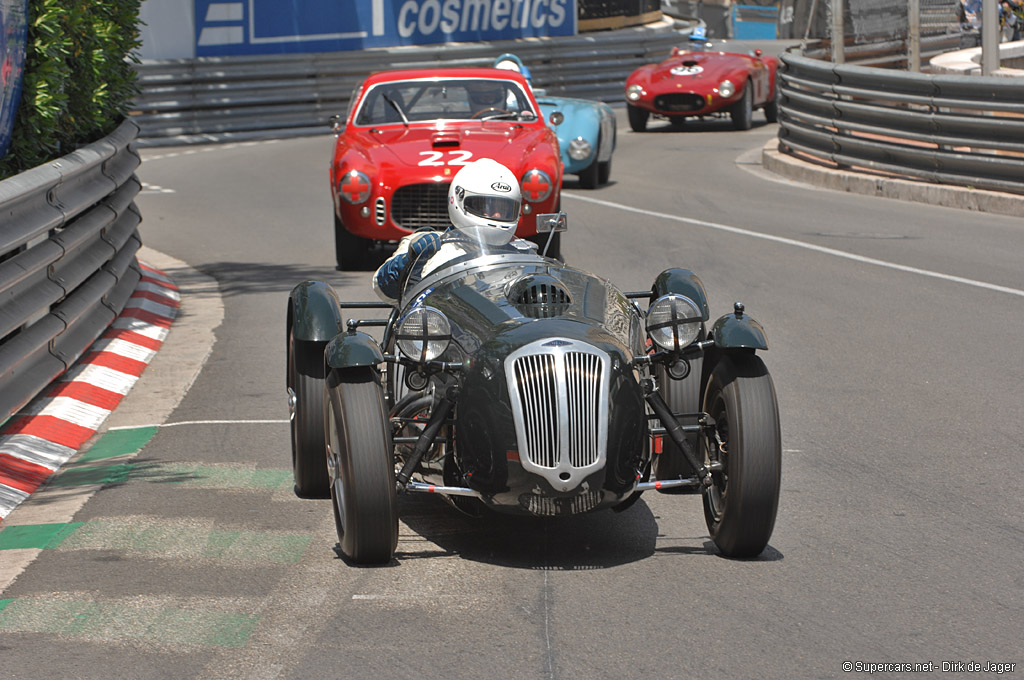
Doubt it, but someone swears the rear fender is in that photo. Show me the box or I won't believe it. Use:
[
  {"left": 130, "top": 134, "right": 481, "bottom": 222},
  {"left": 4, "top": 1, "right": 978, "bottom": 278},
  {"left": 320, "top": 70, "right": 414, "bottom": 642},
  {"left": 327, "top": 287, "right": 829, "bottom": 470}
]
[
  {"left": 651, "top": 268, "right": 710, "bottom": 321},
  {"left": 325, "top": 331, "right": 384, "bottom": 370},
  {"left": 288, "top": 281, "right": 345, "bottom": 344}
]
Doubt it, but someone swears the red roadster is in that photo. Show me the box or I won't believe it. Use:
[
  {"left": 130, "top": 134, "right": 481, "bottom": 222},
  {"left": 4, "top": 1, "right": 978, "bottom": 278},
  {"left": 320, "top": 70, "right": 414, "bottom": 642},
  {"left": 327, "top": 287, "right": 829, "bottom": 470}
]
[
  {"left": 624, "top": 40, "right": 779, "bottom": 132},
  {"left": 329, "top": 68, "right": 562, "bottom": 269}
]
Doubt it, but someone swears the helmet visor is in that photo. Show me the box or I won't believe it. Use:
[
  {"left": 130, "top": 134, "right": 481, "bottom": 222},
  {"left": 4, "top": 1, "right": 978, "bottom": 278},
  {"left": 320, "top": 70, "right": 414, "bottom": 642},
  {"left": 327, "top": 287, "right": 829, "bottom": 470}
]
[{"left": 464, "top": 195, "right": 520, "bottom": 222}]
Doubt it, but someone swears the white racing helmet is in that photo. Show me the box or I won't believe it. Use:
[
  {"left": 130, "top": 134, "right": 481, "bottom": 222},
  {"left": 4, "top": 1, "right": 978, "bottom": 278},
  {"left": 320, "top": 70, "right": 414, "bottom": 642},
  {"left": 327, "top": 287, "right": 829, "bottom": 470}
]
[{"left": 447, "top": 158, "right": 521, "bottom": 246}]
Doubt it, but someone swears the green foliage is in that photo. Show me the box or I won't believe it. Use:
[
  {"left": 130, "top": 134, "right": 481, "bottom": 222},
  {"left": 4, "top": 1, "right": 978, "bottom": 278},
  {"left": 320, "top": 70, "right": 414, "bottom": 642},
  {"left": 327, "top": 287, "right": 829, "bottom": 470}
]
[{"left": 0, "top": 0, "right": 142, "bottom": 179}]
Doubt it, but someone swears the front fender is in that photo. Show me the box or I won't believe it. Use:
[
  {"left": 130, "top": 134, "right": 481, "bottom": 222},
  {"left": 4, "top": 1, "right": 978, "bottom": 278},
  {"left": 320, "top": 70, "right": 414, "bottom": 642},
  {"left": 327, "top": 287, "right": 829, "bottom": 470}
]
[
  {"left": 325, "top": 331, "right": 384, "bottom": 369},
  {"left": 651, "top": 268, "right": 710, "bottom": 321},
  {"left": 288, "top": 280, "right": 344, "bottom": 344},
  {"left": 711, "top": 309, "right": 768, "bottom": 350}
]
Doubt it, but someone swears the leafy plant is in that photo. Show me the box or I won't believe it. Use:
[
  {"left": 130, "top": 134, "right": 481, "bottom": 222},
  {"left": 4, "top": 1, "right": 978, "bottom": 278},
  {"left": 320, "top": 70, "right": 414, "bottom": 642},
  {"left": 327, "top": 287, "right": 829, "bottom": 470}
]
[{"left": 0, "top": 0, "right": 141, "bottom": 179}]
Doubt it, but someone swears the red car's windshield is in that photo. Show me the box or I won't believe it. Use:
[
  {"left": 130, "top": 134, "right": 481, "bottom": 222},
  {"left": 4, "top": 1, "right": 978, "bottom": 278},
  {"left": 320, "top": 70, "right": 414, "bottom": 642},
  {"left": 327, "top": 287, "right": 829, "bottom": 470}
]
[{"left": 353, "top": 78, "right": 537, "bottom": 125}]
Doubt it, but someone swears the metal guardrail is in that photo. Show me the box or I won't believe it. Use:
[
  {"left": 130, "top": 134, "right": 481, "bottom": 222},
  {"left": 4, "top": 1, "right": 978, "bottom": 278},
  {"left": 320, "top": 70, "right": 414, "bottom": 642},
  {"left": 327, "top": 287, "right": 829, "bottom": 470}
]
[
  {"left": 131, "top": 23, "right": 686, "bottom": 145},
  {"left": 777, "top": 52, "right": 1024, "bottom": 195},
  {"left": 0, "top": 119, "right": 143, "bottom": 423}
]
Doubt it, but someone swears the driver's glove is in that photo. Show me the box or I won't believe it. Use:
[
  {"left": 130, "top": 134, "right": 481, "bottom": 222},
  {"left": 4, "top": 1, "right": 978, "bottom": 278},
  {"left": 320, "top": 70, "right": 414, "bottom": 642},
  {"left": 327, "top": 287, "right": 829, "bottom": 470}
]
[{"left": 409, "top": 231, "right": 442, "bottom": 257}]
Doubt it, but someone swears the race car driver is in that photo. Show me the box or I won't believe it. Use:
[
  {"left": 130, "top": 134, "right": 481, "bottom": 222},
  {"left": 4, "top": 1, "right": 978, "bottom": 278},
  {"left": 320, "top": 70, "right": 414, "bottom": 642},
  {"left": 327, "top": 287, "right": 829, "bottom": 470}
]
[{"left": 372, "top": 157, "right": 536, "bottom": 302}]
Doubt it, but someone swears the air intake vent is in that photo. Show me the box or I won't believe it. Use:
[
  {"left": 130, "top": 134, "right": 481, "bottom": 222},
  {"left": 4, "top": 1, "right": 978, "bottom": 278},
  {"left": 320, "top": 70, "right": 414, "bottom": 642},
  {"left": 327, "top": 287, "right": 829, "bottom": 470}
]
[
  {"left": 392, "top": 183, "right": 450, "bottom": 230},
  {"left": 375, "top": 197, "right": 386, "bottom": 225},
  {"left": 507, "top": 275, "right": 572, "bottom": 318}
]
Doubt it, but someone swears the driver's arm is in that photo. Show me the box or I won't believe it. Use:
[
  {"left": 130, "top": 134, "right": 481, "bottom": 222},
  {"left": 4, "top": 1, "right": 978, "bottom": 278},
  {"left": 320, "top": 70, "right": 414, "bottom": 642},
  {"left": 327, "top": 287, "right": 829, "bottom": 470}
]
[{"left": 373, "top": 230, "right": 443, "bottom": 302}]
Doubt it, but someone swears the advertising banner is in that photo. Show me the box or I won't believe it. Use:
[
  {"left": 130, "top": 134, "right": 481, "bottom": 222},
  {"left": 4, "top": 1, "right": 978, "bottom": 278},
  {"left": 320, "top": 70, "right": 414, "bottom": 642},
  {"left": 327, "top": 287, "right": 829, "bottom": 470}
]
[
  {"left": 195, "top": 0, "right": 577, "bottom": 56},
  {"left": 0, "top": 0, "right": 28, "bottom": 159}
]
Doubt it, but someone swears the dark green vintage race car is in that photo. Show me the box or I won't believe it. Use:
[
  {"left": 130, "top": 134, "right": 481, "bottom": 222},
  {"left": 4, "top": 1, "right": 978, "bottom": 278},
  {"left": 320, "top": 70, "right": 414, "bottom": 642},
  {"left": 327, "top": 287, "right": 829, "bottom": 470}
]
[{"left": 286, "top": 216, "right": 781, "bottom": 565}]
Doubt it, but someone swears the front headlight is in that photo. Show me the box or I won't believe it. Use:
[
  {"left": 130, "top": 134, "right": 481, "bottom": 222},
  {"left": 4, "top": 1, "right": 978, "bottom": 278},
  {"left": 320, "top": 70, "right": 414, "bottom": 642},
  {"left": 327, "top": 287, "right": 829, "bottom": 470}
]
[
  {"left": 339, "top": 169, "right": 372, "bottom": 204},
  {"left": 397, "top": 307, "right": 451, "bottom": 362},
  {"left": 718, "top": 80, "right": 736, "bottom": 98},
  {"left": 520, "top": 168, "right": 553, "bottom": 203},
  {"left": 646, "top": 294, "right": 702, "bottom": 351},
  {"left": 626, "top": 84, "right": 644, "bottom": 102},
  {"left": 567, "top": 137, "right": 592, "bottom": 161}
]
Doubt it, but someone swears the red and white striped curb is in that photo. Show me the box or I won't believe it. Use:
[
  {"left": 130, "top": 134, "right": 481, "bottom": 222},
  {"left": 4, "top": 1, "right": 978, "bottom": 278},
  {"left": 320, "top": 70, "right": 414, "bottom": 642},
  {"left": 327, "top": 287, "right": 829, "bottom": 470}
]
[{"left": 0, "top": 263, "right": 180, "bottom": 522}]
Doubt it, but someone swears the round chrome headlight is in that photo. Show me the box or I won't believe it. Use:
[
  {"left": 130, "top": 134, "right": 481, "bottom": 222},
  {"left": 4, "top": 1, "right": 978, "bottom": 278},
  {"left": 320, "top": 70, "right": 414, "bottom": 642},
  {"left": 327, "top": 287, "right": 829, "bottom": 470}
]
[
  {"left": 339, "top": 169, "right": 371, "bottom": 205},
  {"left": 646, "top": 294, "right": 702, "bottom": 351},
  {"left": 568, "top": 137, "right": 592, "bottom": 161},
  {"left": 520, "top": 169, "right": 553, "bottom": 203},
  {"left": 718, "top": 79, "right": 736, "bottom": 98},
  {"left": 397, "top": 307, "right": 451, "bottom": 363},
  {"left": 626, "top": 84, "right": 644, "bottom": 102}
]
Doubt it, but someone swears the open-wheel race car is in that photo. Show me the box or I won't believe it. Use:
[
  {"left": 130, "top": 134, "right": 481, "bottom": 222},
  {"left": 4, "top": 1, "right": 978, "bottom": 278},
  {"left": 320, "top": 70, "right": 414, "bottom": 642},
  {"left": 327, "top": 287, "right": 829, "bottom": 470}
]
[
  {"left": 286, "top": 215, "right": 781, "bottom": 564},
  {"left": 624, "top": 29, "right": 779, "bottom": 132}
]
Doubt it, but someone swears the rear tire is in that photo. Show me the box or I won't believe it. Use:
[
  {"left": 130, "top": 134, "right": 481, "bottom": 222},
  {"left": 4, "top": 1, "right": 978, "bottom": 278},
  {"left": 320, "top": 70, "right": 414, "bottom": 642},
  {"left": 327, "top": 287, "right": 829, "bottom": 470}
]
[
  {"left": 627, "top": 104, "right": 648, "bottom": 132},
  {"left": 288, "top": 334, "right": 329, "bottom": 498},
  {"left": 327, "top": 367, "right": 398, "bottom": 565},
  {"left": 334, "top": 213, "right": 372, "bottom": 271},
  {"left": 701, "top": 354, "right": 781, "bottom": 558}
]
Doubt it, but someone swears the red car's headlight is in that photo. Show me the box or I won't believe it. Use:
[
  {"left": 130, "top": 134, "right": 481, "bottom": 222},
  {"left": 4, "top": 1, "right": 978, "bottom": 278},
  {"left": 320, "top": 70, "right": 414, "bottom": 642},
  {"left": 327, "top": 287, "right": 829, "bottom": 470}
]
[
  {"left": 520, "top": 169, "right": 553, "bottom": 203},
  {"left": 338, "top": 170, "right": 372, "bottom": 204}
]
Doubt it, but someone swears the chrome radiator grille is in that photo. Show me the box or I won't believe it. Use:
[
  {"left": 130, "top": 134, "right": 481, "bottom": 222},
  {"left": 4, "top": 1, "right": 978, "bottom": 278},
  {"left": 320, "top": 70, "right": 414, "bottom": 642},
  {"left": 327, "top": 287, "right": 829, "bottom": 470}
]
[
  {"left": 506, "top": 339, "right": 610, "bottom": 491},
  {"left": 391, "top": 182, "right": 451, "bottom": 230}
]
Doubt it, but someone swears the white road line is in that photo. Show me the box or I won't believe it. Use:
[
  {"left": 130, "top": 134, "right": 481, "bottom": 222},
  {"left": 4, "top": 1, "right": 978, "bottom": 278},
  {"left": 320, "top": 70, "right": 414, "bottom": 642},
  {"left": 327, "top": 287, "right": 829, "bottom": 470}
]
[
  {"left": 562, "top": 192, "right": 1024, "bottom": 299},
  {"left": 108, "top": 419, "right": 289, "bottom": 431}
]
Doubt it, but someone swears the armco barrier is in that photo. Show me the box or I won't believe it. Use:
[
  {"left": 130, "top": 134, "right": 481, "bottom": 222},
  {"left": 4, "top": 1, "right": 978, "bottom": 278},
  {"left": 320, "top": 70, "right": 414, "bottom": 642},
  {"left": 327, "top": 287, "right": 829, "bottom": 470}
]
[
  {"left": 777, "top": 52, "right": 1024, "bottom": 195},
  {"left": 131, "top": 21, "right": 687, "bottom": 145},
  {"left": 0, "top": 119, "right": 144, "bottom": 423}
]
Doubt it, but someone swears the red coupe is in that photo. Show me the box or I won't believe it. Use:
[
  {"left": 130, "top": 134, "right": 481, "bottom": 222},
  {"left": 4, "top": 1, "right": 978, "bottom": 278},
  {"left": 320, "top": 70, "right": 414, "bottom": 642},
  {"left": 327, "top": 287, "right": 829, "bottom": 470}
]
[
  {"left": 624, "top": 42, "right": 779, "bottom": 132},
  {"left": 329, "top": 68, "right": 562, "bottom": 269}
]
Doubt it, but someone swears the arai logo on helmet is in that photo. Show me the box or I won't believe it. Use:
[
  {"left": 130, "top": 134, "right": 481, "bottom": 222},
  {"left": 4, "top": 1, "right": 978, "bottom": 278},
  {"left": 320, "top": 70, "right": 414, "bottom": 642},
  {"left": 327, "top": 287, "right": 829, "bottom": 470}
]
[{"left": 491, "top": 181, "right": 512, "bottom": 192}]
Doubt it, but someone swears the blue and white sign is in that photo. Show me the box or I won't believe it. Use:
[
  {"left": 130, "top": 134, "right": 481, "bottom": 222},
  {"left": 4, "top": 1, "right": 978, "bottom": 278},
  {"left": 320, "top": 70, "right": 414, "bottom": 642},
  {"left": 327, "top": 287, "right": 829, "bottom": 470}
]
[
  {"left": 195, "top": 0, "right": 576, "bottom": 56},
  {"left": 0, "top": 0, "right": 28, "bottom": 160}
]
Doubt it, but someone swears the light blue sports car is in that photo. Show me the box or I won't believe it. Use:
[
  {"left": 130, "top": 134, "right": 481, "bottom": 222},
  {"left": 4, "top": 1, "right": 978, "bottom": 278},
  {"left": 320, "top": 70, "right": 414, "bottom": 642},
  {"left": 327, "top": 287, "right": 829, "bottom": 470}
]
[{"left": 494, "top": 54, "right": 616, "bottom": 188}]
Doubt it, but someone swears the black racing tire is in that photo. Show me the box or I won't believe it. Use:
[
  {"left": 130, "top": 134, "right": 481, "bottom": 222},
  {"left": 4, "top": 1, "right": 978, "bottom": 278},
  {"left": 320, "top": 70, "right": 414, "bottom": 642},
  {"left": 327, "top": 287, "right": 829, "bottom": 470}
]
[
  {"left": 627, "top": 104, "right": 649, "bottom": 132},
  {"left": 334, "top": 213, "right": 372, "bottom": 271},
  {"left": 578, "top": 157, "right": 599, "bottom": 189},
  {"left": 597, "top": 158, "right": 612, "bottom": 186},
  {"left": 763, "top": 89, "right": 779, "bottom": 123},
  {"left": 652, "top": 353, "right": 704, "bottom": 494},
  {"left": 731, "top": 84, "right": 754, "bottom": 131},
  {"left": 288, "top": 334, "right": 330, "bottom": 498},
  {"left": 327, "top": 367, "right": 398, "bottom": 565},
  {"left": 701, "top": 354, "right": 781, "bottom": 558}
]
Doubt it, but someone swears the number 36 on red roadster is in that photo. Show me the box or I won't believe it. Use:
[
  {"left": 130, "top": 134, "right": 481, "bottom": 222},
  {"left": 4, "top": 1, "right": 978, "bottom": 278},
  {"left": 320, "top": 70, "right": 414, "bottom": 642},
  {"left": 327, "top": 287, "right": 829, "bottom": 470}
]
[{"left": 285, "top": 215, "right": 781, "bottom": 564}]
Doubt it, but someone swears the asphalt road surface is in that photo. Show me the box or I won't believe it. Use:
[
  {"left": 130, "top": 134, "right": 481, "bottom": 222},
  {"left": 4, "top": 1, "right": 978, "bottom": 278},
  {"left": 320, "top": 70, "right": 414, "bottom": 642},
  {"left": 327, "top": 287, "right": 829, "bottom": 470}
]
[{"left": 1, "top": 108, "right": 1022, "bottom": 679}]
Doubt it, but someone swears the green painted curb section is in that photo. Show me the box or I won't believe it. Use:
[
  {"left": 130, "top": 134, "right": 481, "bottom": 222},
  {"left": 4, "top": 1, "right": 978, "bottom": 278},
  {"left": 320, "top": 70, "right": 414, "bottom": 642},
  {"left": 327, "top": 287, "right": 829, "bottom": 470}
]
[
  {"left": 0, "top": 521, "right": 312, "bottom": 563},
  {"left": 0, "top": 597, "right": 259, "bottom": 647},
  {"left": 155, "top": 464, "right": 292, "bottom": 490},
  {"left": 80, "top": 427, "right": 158, "bottom": 462},
  {"left": 51, "top": 464, "right": 134, "bottom": 487},
  {"left": 0, "top": 523, "right": 83, "bottom": 550}
]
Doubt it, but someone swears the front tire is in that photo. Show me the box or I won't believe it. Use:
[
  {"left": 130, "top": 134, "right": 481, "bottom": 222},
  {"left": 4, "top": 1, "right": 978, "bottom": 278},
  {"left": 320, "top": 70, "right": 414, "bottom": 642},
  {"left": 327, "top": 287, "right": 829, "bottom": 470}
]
[
  {"left": 288, "top": 334, "right": 329, "bottom": 498},
  {"left": 327, "top": 367, "right": 398, "bottom": 565},
  {"left": 627, "top": 104, "right": 648, "bottom": 132},
  {"left": 652, "top": 352, "right": 704, "bottom": 494},
  {"left": 730, "top": 84, "right": 753, "bottom": 131},
  {"left": 334, "top": 213, "right": 372, "bottom": 271},
  {"left": 597, "top": 158, "right": 612, "bottom": 185},
  {"left": 701, "top": 354, "right": 781, "bottom": 558},
  {"left": 578, "top": 157, "right": 599, "bottom": 189}
]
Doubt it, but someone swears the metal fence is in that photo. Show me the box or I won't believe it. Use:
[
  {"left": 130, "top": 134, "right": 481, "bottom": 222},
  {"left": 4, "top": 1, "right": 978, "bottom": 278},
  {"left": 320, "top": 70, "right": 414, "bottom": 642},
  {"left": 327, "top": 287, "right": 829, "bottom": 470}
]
[
  {"left": 776, "top": 51, "right": 1024, "bottom": 195},
  {"left": 131, "top": 24, "right": 685, "bottom": 145},
  {"left": 0, "top": 119, "right": 143, "bottom": 422}
]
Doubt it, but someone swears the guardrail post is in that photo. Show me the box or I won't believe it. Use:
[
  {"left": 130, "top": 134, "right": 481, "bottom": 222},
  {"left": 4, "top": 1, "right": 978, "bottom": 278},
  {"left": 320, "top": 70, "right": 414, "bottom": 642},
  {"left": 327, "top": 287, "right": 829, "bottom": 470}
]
[
  {"left": 908, "top": 0, "right": 921, "bottom": 72},
  {"left": 830, "top": 0, "right": 844, "bottom": 64},
  {"left": 981, "top": 0, "right": 999, "bottom": 74}
]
